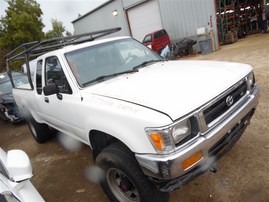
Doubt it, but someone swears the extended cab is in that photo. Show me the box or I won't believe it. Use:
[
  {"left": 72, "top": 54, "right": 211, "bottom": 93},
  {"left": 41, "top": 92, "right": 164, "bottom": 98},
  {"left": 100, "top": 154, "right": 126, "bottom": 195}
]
[{"left": 6, "top": 28, "right": 259, "bottom": 202}]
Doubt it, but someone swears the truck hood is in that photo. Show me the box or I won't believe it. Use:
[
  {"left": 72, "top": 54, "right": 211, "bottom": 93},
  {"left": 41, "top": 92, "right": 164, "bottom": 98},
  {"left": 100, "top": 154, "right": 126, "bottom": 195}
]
[{"left": 89, "top": 60, "right": 251, "bottom": 121}]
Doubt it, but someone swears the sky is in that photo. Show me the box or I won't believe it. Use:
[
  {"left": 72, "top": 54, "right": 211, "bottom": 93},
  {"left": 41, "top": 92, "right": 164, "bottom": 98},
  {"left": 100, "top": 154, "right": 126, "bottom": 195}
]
[{"left": 0, "top": 0, "right": 108, "bottom": 33}]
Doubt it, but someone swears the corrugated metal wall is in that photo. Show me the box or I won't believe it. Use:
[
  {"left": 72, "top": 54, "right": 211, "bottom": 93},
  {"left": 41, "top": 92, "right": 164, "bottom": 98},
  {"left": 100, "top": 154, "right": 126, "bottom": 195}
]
[
  {"left": 72, "top": 0, "right": 219, "bottom": 50},
  {"left": 73, "top": 0, "right": 130, "bottom": 38},
  {"left": 158, "top": 0, "right": 219, "bottom": 49}
]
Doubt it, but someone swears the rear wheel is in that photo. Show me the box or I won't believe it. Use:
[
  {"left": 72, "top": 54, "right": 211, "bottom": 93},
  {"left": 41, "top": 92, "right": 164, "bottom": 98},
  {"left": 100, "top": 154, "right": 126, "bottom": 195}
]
[
  {"left": 27, "top": 115, "right": 52, "bottom": 143},
  {"left": 96, "top": 142, "right": 169, "bottom": 202}
]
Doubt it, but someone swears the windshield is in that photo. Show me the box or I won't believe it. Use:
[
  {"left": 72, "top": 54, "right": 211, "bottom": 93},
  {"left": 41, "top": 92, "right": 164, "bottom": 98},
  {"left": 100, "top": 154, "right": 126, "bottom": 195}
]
[
  {"left": 65, "top": 38, "right": 162, "bottom": 87},
  {"left": 0, "top": 73, "right": 29, "bottom": 95}
]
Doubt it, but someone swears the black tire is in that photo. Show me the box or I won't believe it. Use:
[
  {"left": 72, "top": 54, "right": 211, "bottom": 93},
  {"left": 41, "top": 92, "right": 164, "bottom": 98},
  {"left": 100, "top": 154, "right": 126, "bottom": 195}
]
[
  {"left": 27, "top": 115, "right": 52, "bottom": 143},
  {"left": 96, "top": 142, "right": 169, "bottom": 202}
]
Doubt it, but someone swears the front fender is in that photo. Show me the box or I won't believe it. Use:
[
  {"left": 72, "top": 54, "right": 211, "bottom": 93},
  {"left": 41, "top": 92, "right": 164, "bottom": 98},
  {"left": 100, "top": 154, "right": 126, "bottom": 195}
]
[{"left": 84, "top": 97, "right": 172, "bottom": 154}]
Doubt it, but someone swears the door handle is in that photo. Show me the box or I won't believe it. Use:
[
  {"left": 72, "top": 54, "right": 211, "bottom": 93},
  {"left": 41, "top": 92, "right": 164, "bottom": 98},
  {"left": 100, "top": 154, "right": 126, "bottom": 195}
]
[{"left": 44, "top": 97, "right": 49, "bottom": 103}]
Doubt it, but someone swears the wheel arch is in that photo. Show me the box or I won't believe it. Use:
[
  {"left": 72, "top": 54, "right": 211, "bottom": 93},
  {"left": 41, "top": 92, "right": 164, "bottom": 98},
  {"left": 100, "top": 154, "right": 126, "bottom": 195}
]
[{"left": 89, "top": 130, "right": 129, "bottom": 160}]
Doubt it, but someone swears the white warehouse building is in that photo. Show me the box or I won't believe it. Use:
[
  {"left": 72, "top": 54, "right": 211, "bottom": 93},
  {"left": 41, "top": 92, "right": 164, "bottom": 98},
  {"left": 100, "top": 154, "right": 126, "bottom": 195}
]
[{"left": 72, "top": 0, "right": 219, "bottom": 50}]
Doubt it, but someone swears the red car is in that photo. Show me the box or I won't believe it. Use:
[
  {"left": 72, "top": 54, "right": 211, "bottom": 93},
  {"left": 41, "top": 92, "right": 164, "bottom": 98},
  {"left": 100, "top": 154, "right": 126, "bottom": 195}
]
[{"left": 142, "top": 29, "right": 171, "bottom": 53}]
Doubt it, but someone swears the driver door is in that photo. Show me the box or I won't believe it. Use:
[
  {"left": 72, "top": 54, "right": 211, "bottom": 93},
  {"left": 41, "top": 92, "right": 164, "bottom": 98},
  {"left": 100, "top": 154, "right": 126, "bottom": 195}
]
[{"left": 36, "top": 55, "right": 85, "bottom": 142}]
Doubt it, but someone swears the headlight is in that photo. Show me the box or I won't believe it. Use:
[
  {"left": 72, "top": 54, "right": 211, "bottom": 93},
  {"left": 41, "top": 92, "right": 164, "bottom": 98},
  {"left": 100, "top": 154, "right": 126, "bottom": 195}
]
[
  {"left": 146, "top": 118, "right": 192, "bottom": 154},
  {"left": 247, "top": 71, "right": 255, "bottom": 90},
  {"left": 172, "top": 119, "right": 191, "bottom": 144}
]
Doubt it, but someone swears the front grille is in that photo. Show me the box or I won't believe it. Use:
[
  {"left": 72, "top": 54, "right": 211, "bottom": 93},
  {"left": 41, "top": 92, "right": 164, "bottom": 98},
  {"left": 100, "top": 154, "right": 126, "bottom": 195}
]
[{"left": 203, "top": 81, "right": 247, "bottom": 125}]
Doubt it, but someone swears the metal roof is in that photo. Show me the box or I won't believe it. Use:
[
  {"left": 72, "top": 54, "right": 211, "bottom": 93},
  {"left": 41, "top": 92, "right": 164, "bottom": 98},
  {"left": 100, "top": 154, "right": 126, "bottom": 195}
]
[{"left": 71, "top": 0, "right": 113, "bottom": 24}]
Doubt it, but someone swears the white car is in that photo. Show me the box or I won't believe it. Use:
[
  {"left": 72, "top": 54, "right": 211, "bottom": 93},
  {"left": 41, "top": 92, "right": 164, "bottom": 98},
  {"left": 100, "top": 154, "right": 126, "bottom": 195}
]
[{"left": 0, "top": 148, "right": 44, "bottom": 202}]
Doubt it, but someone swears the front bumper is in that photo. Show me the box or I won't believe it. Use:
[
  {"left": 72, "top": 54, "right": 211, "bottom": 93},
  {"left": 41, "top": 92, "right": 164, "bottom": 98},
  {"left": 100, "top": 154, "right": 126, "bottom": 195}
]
[{"left": 135, "top": 86, "right": 259, "bottom": 191}]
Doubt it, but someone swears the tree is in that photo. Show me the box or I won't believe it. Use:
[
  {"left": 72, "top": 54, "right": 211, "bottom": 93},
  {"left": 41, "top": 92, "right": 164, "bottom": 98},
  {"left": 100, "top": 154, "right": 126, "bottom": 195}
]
[
  {"left": 0, "top": 0, "right": 44, "bottom": 71},
  {"left": 0, "top": 0, "right": 44, "bottom": 49},
  {"left": 45, "top": 18, "right": 65, "bottom": 39},
  {"left": 65, "top": 30, "right": 72, "bottom": 37}
]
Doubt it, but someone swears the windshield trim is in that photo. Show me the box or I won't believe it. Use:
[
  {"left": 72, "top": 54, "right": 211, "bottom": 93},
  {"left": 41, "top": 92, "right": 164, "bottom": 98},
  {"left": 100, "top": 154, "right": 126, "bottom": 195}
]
[
  {"left": 132, "top": 59, "right": 165, "bottom": 70},
  {"left": 82, "top": 69, "right": 139, "bottom": 87}
]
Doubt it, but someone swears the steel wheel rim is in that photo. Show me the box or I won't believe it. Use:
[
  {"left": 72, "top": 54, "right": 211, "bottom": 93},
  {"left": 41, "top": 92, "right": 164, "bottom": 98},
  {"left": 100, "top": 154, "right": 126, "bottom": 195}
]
[{"left": 107, "top": 168, "right": 140, "bottom": 202}]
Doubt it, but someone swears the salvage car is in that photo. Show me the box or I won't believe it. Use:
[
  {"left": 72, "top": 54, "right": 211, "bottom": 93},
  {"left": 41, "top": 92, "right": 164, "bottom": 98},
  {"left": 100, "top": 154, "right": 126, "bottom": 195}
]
[
  {"left": 0, "top": 147, "right": 44, "bottom": 202},
  {"left": 6, "top": 28, "right": 259, "bottom": 202},
  {"left": 0, "top": 72, "right": 25, "bottom": 123},
  {"left": 142, "top": 29, "right": 171, "bottom": 53}
]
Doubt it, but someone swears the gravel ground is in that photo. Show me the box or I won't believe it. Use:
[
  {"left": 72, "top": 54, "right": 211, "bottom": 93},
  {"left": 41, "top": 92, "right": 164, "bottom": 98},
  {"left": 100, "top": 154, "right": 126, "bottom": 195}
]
[{"left": 0, "top": 33, "right": 268, "bottom": 202}]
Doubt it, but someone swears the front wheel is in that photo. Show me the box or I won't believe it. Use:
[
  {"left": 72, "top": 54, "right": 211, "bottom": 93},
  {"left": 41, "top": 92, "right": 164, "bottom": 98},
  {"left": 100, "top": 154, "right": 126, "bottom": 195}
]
[{"left": 96, "top": 142, "right": 169, "bottom": 202}]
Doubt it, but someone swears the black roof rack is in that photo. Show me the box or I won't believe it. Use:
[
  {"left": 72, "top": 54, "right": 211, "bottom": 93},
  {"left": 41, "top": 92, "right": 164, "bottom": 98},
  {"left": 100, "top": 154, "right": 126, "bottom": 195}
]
[
  {"left": 6, "top": 27, "right": 121, "bottom": 90},
  {"left": 6, "top": 27, "right": 121, "bottom": 62}
]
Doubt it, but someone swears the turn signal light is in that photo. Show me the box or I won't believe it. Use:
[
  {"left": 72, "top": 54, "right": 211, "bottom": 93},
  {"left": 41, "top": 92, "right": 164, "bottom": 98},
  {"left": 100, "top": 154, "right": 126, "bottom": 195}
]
[
  {"left": 181, "top": 151, "right": 203, "bottom": 170},
  {"left": 150, "top": 133, "right": 164, "bottom": 151}
]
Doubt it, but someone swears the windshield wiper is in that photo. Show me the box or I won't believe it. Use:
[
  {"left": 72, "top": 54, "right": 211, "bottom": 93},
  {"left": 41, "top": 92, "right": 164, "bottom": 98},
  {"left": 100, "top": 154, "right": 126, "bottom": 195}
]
[
  {"left": 82, "top": 69, "right": 138, "bottom": 87},
  {"left": 132, "top": 59, "right": 165, "bottom": 70}
]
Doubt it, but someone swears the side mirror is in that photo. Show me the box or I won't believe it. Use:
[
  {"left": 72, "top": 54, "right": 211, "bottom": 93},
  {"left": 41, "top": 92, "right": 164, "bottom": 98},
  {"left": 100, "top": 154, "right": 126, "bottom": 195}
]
[
  {"left": 7, "top": 150, "right": 33, "bottom": 182},
  {"left": 43, "top": 83, "right": 60, "bottom": 96}
]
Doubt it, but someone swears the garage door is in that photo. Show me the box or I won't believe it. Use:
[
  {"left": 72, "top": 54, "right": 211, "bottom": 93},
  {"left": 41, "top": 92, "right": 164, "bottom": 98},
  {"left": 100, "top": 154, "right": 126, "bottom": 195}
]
[{"left": 127, "top": 1, "right": 163, "bottom": 42}]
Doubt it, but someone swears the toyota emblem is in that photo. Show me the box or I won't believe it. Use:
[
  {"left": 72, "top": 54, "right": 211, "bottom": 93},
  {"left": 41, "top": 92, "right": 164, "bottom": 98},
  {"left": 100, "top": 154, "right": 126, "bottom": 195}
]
[{"left": 226, "top": 95, "right": 234, "bottom": 107}]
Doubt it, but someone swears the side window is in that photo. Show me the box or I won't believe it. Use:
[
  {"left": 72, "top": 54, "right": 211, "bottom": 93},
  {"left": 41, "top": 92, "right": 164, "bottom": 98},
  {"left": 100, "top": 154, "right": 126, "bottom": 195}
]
[
  {"left": 154, "top": 32, "right": 160, "bottom": 39},
  {"left": 36, "top": 60, "right": 42, "bottom": 95},
  {"left": 45, "top": 56, "right": 72, "bottom": 94},
  {"left": 159, "top": 30, "right": 163, "bottom": 37},
  {"left": 143, "top": 35, "right": 152, "bottom": 43}
]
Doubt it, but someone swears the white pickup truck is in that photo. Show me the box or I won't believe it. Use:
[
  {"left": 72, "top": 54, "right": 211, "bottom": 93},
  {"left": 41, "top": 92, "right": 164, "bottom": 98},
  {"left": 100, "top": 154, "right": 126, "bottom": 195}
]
[{"left": 7, "top": 28, "right": 259, "bottom": 202}]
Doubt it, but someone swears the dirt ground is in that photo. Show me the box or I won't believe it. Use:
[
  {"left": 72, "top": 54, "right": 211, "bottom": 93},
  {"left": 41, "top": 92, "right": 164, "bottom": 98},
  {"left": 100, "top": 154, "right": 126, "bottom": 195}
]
[{"left": 0, "top": 33, "right": 268, "bottom": 202}]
